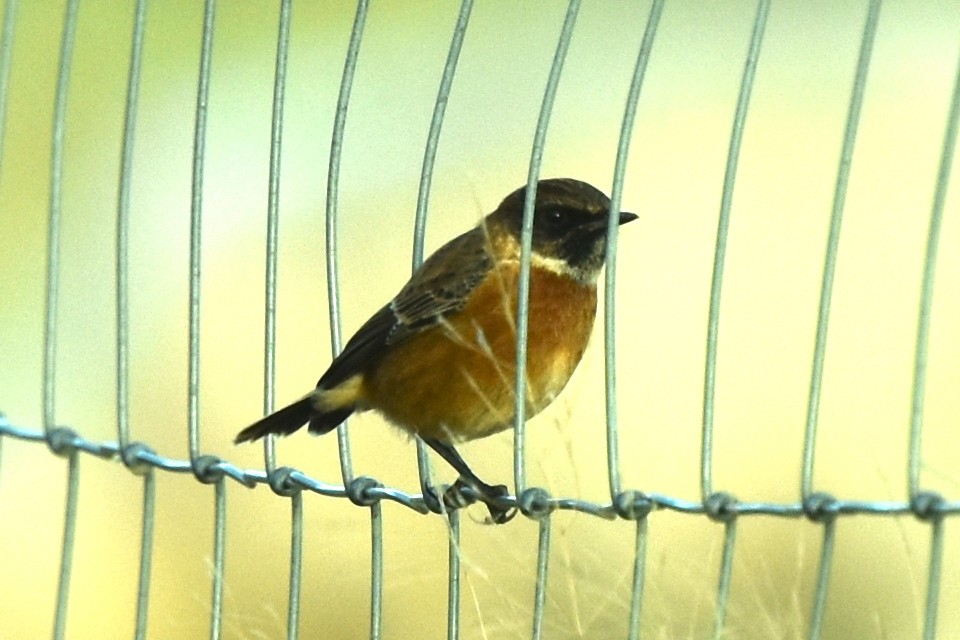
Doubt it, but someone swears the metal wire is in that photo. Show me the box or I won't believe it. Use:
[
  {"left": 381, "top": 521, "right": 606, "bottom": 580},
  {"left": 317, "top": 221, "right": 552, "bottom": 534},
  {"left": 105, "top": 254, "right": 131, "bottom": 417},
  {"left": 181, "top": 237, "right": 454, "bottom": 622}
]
[
  {"left": 369, "top": 502, "right": 384, "bottom": 640},
  {"left": 188, "top": 0, "right": 216, "bottom": 464},
  {"left": 209, "top": 477, "right": 226, "bottom": 640},
  {"left": 711, "top": 520, "right": 738, "bottom": 640},
  {"left": 4, "top": 419, "right": 959, "bottom": 521},
  {"left": 413, "top": 0, "right": 474, "bottom": 509},
  {"left": 53, "top": 451, "right": 79, "bottom": 640},
  {"left": 262, "top": 0, "right": 293, "bottom": 475},
  {"left": 287, "top": 491, "right": 303, "bottom": 640},
  {"left": 256, "top": 4, "right": 305, "bottom": 635},
  {"left": 44, "top": 0, "right": 79, "bottom": 436},
  {"left": 605, "top": 0, "right": 664, "bottom": 502},
  {"left": 807, "top": 518, "right": 836, "bottom": 640},
  {"left": 530, "top": 516, "right": 552, "bottom": 640},
  {"left": 326, "top": 0, "right": 370, "bottom": 487},
  {"left": 924, "top": 517, "right": 945, "bottom": 640},
  {"left": 118, "top": 20, "right": 154, "bottom": 640},
  {"left": 801, "top": 8, "right": 883, "bottom": 635},
  {"left": 116, "top": 0, "right": 147, "bottom": 452},
  {"left": 47, "top": 1, "right": 80, "bottom": 637},
  {"left": 908, "top": 21, "right": 960, "bottom": 500},
  {"left": 446, "top": 510, "right": 461, "bottom": 640},
  {"left": 134, "top": 469, "right": 156, "bottom": 640},
  {"left": 515, "top": 0, "right": 581, "bottom": 497},
  {"left": 626, "top": 517, "right": 648, "bottom": 640},
  {"left": 701, "top": 0, "right": 769, "bottom": 502},
  {"left": 801, "top": 0, "right": 882, "bottom": 500},
  {"left": 912, "top": 34, "right": 960, "bottom": 640}
]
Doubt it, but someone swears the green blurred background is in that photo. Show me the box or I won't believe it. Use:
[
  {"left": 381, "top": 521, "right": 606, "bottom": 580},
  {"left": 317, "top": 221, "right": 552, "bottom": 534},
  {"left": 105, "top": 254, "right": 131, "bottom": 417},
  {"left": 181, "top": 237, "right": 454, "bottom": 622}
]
[{"left": 1, "top": 1, "right": 959, "bottom": 638}]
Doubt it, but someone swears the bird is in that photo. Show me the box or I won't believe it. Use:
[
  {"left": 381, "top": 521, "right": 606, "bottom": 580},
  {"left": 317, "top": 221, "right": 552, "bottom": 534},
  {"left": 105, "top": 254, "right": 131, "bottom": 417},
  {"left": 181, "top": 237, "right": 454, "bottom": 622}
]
[{"left": 235, "top": 178, "right": 637, "bottom": 523}]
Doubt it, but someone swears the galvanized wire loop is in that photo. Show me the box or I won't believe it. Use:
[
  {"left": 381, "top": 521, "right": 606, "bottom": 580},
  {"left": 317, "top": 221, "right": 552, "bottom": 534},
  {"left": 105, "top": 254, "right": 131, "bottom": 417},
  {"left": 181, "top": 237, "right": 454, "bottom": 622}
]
[
  {"left": 46, "top": 426, "right": 81, "bottom": 458},
  {"left": 614, "top": 490, "right": 654, "bottom": 521},
  {"left": 268, "top": 465, "right": 303, "bottom": 498},
  {"left": 911, "top": 491, "right": 947, "bottom": 522},
  {"left": 120, "top": 442, "right": 156, "bottom": 476},
  {"left": 704, "top": 491, "right": 738, "bottom": 523},
  {"left": 346, "top": 475, "right": 383, "bottom": 508},
  {"left": 803, "top": 491, "right": 840, "bottom": 524},
  {"left": 192, "top": 454, "right": 226, "bottom": 485},
  {"left": 518, "top": 487, "right": 554, "bottom": 520}
]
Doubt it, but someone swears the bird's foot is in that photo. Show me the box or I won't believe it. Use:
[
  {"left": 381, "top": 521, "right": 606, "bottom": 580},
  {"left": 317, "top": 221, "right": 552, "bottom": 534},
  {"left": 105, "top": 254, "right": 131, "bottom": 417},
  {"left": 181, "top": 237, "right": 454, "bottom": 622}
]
[
  {"left": 422, "top": 479, "right": 516, "bottom": 524},
  {"left": 449, "top": 477, "right": 516, "bottom": 524}
]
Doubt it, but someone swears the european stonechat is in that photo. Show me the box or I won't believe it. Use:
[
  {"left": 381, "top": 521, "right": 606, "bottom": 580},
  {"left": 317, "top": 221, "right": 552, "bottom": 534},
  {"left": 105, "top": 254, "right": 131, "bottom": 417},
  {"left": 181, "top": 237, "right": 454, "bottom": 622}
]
[{"left": 235, "top": 178, "right": 637, "bottom": 523}]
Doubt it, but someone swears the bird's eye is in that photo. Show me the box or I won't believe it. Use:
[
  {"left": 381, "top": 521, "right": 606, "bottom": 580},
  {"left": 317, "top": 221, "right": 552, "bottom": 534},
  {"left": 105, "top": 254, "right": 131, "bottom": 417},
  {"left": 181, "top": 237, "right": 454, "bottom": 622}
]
[{"left": 543, "top": 209, "right": 564, "bottom": 226}]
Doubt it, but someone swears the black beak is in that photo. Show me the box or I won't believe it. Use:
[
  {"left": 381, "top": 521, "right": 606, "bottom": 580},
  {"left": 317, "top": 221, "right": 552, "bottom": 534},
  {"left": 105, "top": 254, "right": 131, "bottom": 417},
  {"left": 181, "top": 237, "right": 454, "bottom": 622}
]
[{"left": 618, "top": 211, "right": 638, "bottom": 225}]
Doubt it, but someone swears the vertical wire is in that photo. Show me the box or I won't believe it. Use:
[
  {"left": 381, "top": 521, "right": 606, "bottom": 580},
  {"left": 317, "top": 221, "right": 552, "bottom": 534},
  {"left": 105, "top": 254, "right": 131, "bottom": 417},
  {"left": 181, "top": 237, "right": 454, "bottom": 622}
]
[
  {"left": 907, "top": 39, "right": 960, "bottom": 498},
  {"left": 287, "top": 492, "right": 303, "bottom": 640},
  {"left": 626, "top": 517, "right": 649, "bottom": 640},
  {"left": 43, "top": 0, "right": 79, "bottom": 433},
  {"left": 412, "top": 0, "right": 473, "bottom": 499},
  {"left": 188, "top": 0, "right": 217, "bottom": 463},
  {"left": 262, "top": 0, "right": 292, "bottom": 474},
  {"left": 0, "top": 0, "right": 17, "bottom": 180},
  {"left": 700, "top": 0, "right": 769, "bottom": 501},
  {"left": 800, "top": 0, "right": 882, "bottom": 499},
  {"left": 133, "top": 470, "right": 156, "bottom": 640},
  {"left": 411, "top": 0, "right": 473, "bottom": 267},
  {"left": 604, "top": 0, "right": 664, "bottom": 500},
  {"left": 209, "top": 478, "right": 226, "bottom": 640},
  {"left": 515, "top": 0, "right": 581, "bottom": 496},
  {"left": 710, "top": 520, "right": 737, "bottom": 640},
  {"left": 48, "top": 3, "right": 80, "bottom": 635},
  {"left": 806, "top": 520, "right": 836, "bottom": 640},
  {"left": 922, "top": 518, "right": 945, "bottom": 640},
  {"left": 911, "top": 43, "right": 960, "bottom": 640},
  {"left": 52, "top": 452, "right": 79, "bottom": 640},
  {"left": 326, "top": 0, "right": 370, "bottom": 487},
  {"left": 530, "top": 516, "right": 552, "bottom": 640},
  {"left": 445, "top": 511, "right": 461, "bottom": 640},
  {"left": 188, "top": 3, "right": 225, "bottom": 637},
  {"left": 116, "top": 0, "right": 148, "bottom": 452},
  {"left": 369, "top": 502, "right": 384, "bottom": 640}
]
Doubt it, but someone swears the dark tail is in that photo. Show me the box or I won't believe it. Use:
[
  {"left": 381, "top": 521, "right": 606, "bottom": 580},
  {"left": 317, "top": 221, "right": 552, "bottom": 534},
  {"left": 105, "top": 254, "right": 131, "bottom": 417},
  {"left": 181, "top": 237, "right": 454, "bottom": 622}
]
[{"left": 234, "top": 394, "right": 354, "bottom": 444}]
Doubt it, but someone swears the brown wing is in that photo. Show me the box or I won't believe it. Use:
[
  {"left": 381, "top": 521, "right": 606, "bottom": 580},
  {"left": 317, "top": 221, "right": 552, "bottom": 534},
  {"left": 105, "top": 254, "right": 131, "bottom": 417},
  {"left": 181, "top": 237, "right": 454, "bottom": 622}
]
[{"left": 316, "top": 226, "right": 492, "bottom": 390}]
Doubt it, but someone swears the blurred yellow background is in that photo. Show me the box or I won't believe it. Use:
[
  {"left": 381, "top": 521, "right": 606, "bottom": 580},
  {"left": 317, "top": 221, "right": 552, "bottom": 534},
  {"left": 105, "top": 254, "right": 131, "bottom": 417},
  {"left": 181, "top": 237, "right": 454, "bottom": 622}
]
[{"left": 1, "top": 1, "right": 959, "bottom": 638}]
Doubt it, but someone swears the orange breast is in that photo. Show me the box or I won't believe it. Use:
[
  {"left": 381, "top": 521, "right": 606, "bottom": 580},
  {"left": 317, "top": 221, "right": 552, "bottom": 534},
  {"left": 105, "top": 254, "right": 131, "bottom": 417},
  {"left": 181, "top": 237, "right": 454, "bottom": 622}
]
[{"left": 361, "top": 262, "right": 597, "bottom": 442}]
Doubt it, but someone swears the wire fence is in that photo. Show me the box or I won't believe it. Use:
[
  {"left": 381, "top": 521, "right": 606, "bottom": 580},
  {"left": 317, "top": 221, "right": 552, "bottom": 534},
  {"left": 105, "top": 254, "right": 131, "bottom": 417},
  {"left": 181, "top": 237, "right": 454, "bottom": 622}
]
[{"left": 1, "top": 1, "right": 959, "bottom": 639}]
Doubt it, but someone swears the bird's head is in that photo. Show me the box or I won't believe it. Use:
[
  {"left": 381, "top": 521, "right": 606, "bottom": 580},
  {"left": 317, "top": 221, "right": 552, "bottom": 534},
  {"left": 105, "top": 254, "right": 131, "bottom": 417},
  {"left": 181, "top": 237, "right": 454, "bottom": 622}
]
[{"left": 486, "top": 178, "right": 638, "bottom": 283}]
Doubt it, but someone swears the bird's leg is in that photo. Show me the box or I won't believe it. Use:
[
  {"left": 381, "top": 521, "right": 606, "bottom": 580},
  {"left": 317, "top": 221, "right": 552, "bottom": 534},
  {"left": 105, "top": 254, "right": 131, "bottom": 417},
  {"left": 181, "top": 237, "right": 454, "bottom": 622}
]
[{"left": 423, "top": 438, "right": 516, "bottom": 524}]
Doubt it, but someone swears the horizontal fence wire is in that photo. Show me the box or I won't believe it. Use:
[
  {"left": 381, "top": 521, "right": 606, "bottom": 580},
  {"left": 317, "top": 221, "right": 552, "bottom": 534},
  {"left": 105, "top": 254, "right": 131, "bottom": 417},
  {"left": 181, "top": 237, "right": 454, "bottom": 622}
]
[
  {"left": 4, "top": 415, "right": 958, "bottom": 521},
  {"left": 1, "top": 1, "right": 959, "bottom": 640}
]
